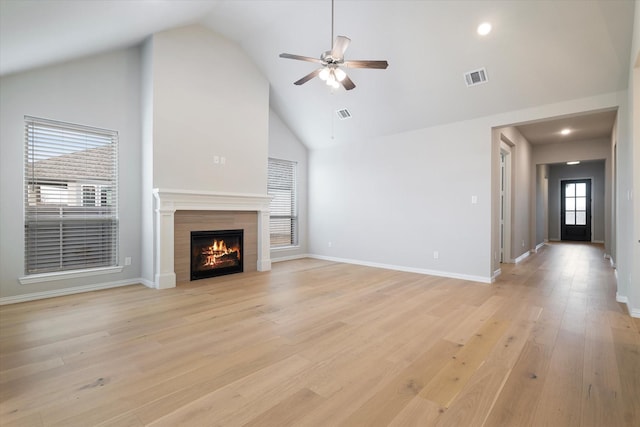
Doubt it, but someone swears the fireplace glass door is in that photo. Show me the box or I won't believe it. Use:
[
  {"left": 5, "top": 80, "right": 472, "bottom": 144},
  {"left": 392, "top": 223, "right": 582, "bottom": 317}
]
[{"left": 190, "top": 229, "right": 243, "bottom": 280}]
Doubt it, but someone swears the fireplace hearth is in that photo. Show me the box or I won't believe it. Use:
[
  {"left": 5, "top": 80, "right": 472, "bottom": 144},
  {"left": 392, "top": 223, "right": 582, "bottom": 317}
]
[{"left": 191, "top": 229, "right": 243, "bottom": 280}]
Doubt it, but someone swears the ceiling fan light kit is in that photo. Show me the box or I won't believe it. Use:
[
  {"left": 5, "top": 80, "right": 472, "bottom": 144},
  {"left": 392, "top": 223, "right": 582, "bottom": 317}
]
[
  {"left": 279, "top": 0, "right": 388, "bottom": 91},
  {"left": 319, "top": 65, "right": 346, "bottom": 88}
]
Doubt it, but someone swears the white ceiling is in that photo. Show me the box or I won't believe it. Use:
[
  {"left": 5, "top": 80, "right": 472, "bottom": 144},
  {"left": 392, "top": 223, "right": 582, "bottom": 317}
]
[{"left": 0, "top": 0, "right": 634, "bottom": 149}]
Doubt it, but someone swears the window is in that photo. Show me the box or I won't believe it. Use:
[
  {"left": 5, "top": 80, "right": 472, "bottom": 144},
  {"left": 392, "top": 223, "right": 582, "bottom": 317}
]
[
  {"left": 268, "top": 158, "right": 298, "bottom": 248},
  {"left": 564, "top": 181, "right": 587, "bottom": 225},
  {"left": 24, "top": 116, "right": 118, "bottom": 275}
]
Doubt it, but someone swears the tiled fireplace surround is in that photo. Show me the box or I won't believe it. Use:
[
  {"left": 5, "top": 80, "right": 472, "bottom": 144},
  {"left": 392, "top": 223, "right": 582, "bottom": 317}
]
[{"left": 152, "top": 189, "right": 272, "bottom": 288}]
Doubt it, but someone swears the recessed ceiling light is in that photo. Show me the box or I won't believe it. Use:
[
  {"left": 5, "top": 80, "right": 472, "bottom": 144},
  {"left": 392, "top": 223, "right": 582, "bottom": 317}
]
[
  {"left": 567, "top": 161, "right": 580, "bottom": 165},
  {"left": 561, "top": 128, "right": 571, "bottom": 135},
  {"left": 477, "top": 22, "right": 492, "bottom": 36}
]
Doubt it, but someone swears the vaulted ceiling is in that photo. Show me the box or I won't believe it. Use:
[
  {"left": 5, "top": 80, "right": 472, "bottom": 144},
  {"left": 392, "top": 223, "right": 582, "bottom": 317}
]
[{"left": 0, "top": 0, "right": 634, "bottom": 149}]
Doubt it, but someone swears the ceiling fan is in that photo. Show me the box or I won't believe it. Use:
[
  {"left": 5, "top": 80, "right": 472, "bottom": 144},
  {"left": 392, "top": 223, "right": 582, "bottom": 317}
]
[{"left": 279, "top": 0, "right": 388, "bottom": 91}]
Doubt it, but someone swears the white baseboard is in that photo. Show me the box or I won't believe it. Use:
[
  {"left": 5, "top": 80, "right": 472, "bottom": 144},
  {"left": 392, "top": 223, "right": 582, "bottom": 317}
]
[
  {"left": 592, "top": 240, "right": 605, "bottom": 244},
  {"left": 534, "top": 242, "right": 545, "bottom": 252},
  {"left": 0, "top": 279, "right": 143, "bottom": 305},
  {"left": 514, "top": 251, "right": 531, "bottom": 264},
  {"left": 603, "top": 253, "right": 616, "bottom": 267},
  {"left": 615, "top": 293, "right": 640, "bottom": 319},
  {"left": 308, "top": 254, "right": 492, "bottom": 284},
  {"left": 139, "top": 278, "right": 155, "bottom": 289},
  {"left": 492, "top": 269, "right": 502, "bottom": 282}
]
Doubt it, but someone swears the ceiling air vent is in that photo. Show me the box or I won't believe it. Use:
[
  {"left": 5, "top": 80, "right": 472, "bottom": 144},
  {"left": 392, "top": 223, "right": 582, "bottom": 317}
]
[
  {"left": 336, "top": 108, "right": 352, "bottom": 120},
  {"left": 464, "top": 68, "right": 488, "bottom": 87}
]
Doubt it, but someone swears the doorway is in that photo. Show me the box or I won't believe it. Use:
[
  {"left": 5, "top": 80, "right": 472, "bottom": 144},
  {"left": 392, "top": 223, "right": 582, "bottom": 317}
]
[
  {"left": 499, "top": 141, "right": 512, "bottom": 262},
  {"left": 560, "top": 179, "right": 592, "bottom": 241}
]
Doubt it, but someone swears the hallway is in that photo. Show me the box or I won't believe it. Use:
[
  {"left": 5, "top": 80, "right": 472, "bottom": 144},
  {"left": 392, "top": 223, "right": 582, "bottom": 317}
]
[{"left": 493, "top": 242, "right": 639, "bottom": 426}]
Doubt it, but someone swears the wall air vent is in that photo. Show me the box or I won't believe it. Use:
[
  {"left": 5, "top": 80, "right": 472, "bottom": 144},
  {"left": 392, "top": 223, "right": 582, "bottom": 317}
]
[
  {"left": 464, "top": 68, "right": 488, "bottom": 87},
  {"left": 336, "top": 109, "right": 352, "bottom": 120}
]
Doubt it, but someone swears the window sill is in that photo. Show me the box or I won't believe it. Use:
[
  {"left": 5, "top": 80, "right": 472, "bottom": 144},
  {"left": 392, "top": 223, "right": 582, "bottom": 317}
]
[
  {"left": 19, "top": 266, "right": 124, "bottom": 285},
  {"left": 271, "top": 245, "right": 301, "bottom": 251}
]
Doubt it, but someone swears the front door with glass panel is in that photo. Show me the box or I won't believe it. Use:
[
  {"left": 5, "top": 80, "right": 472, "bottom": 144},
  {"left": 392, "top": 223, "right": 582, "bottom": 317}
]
[{"left": 561, "top": 179, "right": 591, "bottom": 241}]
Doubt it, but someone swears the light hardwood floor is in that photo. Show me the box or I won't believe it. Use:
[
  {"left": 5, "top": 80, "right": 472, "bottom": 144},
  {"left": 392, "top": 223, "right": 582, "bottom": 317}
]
[{"left": 1, "top": 242, "right": 638, "bottom": 426}]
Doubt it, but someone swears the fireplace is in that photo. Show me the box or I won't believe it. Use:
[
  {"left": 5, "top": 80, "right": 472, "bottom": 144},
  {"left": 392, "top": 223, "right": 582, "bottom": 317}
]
[
  {"left": 153, "top": 190, "right": 271, "bottom": 288},
  {"left": 190, "top": 229, "right": 243, "bottom": 280}
]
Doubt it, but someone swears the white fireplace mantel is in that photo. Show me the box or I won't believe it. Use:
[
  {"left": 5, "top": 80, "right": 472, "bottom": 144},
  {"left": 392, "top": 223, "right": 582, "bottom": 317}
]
[{"left": 152, "top": 188, "right": 272, "bottom": 289}]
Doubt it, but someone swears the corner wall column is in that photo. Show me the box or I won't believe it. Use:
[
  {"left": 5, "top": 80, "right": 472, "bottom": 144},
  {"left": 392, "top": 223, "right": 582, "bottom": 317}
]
[
  {"left": 257, "top": 209, "right": 271, "bottom": 271},
  {"left": 154, "top": 200, "right": 177, "bottom": 289}
]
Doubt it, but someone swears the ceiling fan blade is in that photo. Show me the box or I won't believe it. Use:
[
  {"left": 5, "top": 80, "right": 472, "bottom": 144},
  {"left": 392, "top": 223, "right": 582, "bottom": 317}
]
[
  {"left": 294, "top": 69, "right": 322, "bottom": 85},
  {"left": 340, "top": 74, "right": 356, "bottom": 91},
  {"left": 280, "top": 53, "right": 323, "bottom": 64},
  {"left": 343, "top": 60, "right": 389, "bottom": 69},
  {"left": 331, "top": 36, "right": 351, "bottom": 60}
]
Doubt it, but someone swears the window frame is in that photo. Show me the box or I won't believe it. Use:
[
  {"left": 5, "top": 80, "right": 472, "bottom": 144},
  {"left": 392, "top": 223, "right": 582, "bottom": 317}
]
[
  {"left": 21, "top": 116, "right": 120, "bottom": 283},
  {"left": 267, "top": 157, "right": 298, "bottom": 249}
]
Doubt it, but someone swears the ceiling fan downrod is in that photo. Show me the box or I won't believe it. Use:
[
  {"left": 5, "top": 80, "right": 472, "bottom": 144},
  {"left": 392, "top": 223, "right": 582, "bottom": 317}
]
[{"left": 331, "top": 0, "right": 334, "bottom": 47}]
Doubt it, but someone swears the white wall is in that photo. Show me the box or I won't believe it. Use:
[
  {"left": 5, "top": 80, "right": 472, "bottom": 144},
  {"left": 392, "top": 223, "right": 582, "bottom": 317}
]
[
  {"left": 268, "top": 109, "right": 308, "bottom": 260},
  {"left": 535, "top": 164, "right": 549, "bottom": 245},
  {"left": 0, "top": 48, "right": 143, "bottom": 298},
  {"left": 613, "top": 0, "right": 640, "bottom": 317},
  {"left": 611, "top": 117, "right": 618, "bottom": 265},
  {"left": 625, "top": 0, "right": 640, "bottom": 317},
  {"left": 533, "top": 138, "right": 611, "bottom": 164},
  {"left": 632, "top": 61, "right": 640, "bottom": 316},
  {"left": 494, "top": 126, "right": 533, "bottom": 261},
  {"left": 140, "top": 37, "right": 155, "bottom": 284},
  {"left": 310, "top": 118, "right": 492, "bottom": 282},
  {"left": 150, "top": 25, "right": 269, "bottom": 194}
]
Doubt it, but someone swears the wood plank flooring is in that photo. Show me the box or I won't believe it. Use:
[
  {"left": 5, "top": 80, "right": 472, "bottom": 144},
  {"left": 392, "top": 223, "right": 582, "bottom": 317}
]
[{"left": 1, "top": 242, "right": 638, "bottom": 426}]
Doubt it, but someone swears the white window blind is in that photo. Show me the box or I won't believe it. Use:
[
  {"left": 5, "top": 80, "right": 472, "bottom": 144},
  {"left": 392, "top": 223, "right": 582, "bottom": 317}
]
[
  {"left": 268, "top": 158, "right": 298, "bottom": 248},
  {"left": 24, "top": 116, "right": 118, "bottom": 275}
]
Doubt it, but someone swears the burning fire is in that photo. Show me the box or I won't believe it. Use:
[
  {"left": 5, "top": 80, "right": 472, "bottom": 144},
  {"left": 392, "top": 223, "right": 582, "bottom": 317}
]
[{"left": 201, "top": 239, "right": 240, "bottom": 267}]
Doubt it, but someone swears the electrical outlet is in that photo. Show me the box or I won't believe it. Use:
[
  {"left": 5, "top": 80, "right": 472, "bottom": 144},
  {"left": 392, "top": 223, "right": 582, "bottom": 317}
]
[
  {"left": 328, "top": 241, "right": 332, "bottom": 248},
  {"left": 433, "top": 251, "right": 439, "bottom": 259},
  {"left": 124, "top": 257, "right": 131, "bottom": 266}
]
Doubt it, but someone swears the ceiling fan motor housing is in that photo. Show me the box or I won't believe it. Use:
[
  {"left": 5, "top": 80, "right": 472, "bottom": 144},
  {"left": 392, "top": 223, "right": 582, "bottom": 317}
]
[{"left": 321, "top": 51, "right": 342, "bottom": 65}]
